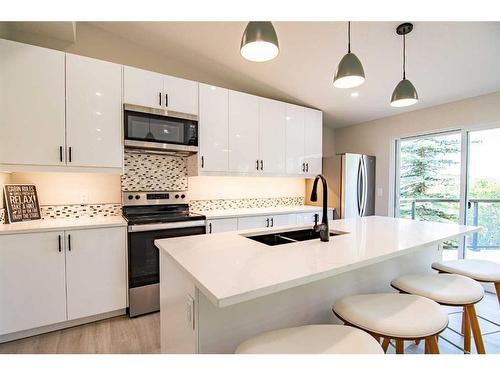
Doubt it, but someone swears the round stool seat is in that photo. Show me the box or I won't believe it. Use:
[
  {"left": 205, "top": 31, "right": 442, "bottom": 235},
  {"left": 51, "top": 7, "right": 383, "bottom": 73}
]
[
  {"left": 235, "top": 325, "right": 383, "bottom": 354},
  {"left": 391, "top": 273, "right": 484, "bottom": 305},
  {"left": 432, "top": 259, "right": 500, "bottom": 282},
  {"left": 333, "top": 293, "right": 448, "bottom": 339}
]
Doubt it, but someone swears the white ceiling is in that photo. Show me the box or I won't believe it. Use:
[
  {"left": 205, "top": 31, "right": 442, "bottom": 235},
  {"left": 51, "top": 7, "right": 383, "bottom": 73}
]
[{"left": 91, "top": 22, "right": 500, "bottom": 128}]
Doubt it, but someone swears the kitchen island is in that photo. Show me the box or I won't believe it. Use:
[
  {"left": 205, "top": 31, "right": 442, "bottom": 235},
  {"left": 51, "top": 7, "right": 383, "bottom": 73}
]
[{"left": 155, "top": 216, "right": 479, "bottom": 354}]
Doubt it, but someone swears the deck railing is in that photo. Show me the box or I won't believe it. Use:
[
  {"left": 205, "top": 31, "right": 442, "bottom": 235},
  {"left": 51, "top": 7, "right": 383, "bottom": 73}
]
[{"left": 400, "top": 198, "right": 500, "bottom": 250}]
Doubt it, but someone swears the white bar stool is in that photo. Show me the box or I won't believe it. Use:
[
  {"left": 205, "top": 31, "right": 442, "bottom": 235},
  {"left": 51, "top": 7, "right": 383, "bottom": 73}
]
[
  {"left": 391, "top": 273, "right": 485, "bottom": 354},
  {"left": 332, "top": 293, "right": 448, "bottom": 354},
  {"left": 235, "top": 325, "right": 384, "bottom": 354},
  {"left": 432, "top": 259, "right": 500, "bottom": 306}
]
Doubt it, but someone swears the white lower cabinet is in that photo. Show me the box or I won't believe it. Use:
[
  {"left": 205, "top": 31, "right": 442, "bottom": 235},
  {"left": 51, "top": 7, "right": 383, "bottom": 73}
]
[
  {"left": 0, "top": 231, "right": 67, "bottom": 336},
  {"left": 65, "top": 227, "right": 127, "bottom": 320},
  {"left": 0, "top": 226, "right": 127, "bottom": 337},
  {"left": 238, "top": 214, "right": 296, "bottom": 230},
  {"left": 207, "top": 218, "right": 238, "bottom": 234}
]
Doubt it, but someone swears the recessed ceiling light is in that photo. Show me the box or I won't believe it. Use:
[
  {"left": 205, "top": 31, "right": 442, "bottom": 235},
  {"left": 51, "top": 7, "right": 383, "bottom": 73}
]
[{"left": 350, "top": 92, "right": 359, "bottom": 98}]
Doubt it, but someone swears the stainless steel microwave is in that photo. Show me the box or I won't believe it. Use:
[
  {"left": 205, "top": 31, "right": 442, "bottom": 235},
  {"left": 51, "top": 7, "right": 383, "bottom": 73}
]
[{"left": 124, "top": 104, "right": 198, "bottom": 154}]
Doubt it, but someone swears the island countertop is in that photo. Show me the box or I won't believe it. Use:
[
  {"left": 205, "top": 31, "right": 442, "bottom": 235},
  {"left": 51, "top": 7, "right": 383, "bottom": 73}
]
[{"left": 155, "top": 216, "right": 479, "bottom": 308}]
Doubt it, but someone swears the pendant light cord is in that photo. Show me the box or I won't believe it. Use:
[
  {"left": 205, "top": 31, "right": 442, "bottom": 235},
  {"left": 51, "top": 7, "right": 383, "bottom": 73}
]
[
  {"left": 403, "top": 34, "right": 406, "bottom": 80},
  {"left": 348, "top": 21, "right": 351, "bottom": 53}
]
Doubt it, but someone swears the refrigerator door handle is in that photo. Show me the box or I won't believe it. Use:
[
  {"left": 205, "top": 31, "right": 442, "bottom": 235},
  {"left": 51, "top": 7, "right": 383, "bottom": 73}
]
[
  {"left": 360, "top": 157, "right": 368, "bottom": 216},
  {"left": 356, "top": 157, "right": 363, "bottom": 216}
]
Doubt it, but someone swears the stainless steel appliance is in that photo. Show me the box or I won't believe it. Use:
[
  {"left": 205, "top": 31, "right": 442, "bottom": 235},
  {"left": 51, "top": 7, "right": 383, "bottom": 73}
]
[
  {"left": 338, "top": 153, "right": 376, "bottom": 218},
  {"left": 122, "top": 191, "right": 206, "bottom": 317},
  {"left": 124, "top": 104, "right": 198, "bottom": 154}
]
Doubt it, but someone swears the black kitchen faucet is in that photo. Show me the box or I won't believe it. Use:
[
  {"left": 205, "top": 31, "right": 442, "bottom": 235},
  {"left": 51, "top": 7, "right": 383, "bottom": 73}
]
[{"left": 310, "top": 174, "right": 330, "bottom": 242}]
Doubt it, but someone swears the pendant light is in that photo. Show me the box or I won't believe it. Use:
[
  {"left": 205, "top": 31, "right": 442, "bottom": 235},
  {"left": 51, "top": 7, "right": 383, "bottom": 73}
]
[
  {"left": 333, "top": 21, "right": 365, "bottom": 88},
  {"left": 240, "top": 22, "right": 279, "bottom": 62},
  {"left": 391, "top": 23, "right": 419, "bottom": 107}
]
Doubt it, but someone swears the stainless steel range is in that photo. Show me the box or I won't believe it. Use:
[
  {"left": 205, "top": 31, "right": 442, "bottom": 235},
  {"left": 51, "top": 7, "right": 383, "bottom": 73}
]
[{"left": 122, "top": 191, "right": 206, "bottom": 317}]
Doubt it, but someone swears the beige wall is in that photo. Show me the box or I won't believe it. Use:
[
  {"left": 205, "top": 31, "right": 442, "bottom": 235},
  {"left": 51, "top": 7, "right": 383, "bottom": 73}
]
[
  {"left": 333, "top": 91, "right": 500, "bottom": 216},
  {"left": 9, "top": 173, "right": 121, "bottom": 205},
  {"left": 305, "top": 125, "right": 337, "bottom": 212},
  {"left": 188, "top": 176, "right": 305, "bottom": 201},
  {"left": 0, "top": 22, "right": 234, "bottom": 90},
  {"left": 0, "top": 172, "right": 11, "bottom": 208}
]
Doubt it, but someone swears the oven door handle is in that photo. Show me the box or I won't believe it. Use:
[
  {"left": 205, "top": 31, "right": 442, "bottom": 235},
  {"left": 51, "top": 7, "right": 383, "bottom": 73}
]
[{"left": 128, "top": 220, "right": 207, "bottom": 232}]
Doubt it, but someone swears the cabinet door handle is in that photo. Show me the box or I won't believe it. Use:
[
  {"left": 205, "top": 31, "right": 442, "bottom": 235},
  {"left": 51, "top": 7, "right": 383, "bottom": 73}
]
[
  {"left": 59, "top": 146, "right": 63, "bottom": 162},
  {"left": 266, "top": 218, "right": 269, "bottom": 227},
  {"left": 306, "top": 163, "right": 309, "bottom": 172},
  {"left": 260, "top": 160, "right": 263, "bottom": 170},
  {"left": 58, "top": 235, "right": 62, "bottom": 252},
  {"left": 209, "top": 223, "right": 212, "bottom": 234},
  {"left": 201, "top": 156, "right": 204, "bottom": 168},
  {"left": 165, "top": 93, "right": 169, "bottom": 107},
  {"left": 68, "top": 234, "right": 71, "bottom": 251},
  {"left": 270, "top": 218, "right": 274, "bottom": 227},
  {"left": 302, "top": 162, "right": 305, "bottom": 172},
  {"left": 159, "top": 92, "right": 162, "bottom": 106},
  {"left": 68, "top": 147, "right": 72, "bottom": 163},
  {"left": 256, "top": 160, "right": 259, "bottom": 170}
]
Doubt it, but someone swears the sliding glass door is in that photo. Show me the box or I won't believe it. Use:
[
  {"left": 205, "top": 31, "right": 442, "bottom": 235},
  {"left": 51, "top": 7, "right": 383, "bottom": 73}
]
[
  {"left": 395, "top": 131, "right": 462, "bottom": 259},
  {"left": 395, "top": 125, "right": 500, "bottom": 262},
  {"left": 465, "top": 128, "right": 500, "bottom": 263}
]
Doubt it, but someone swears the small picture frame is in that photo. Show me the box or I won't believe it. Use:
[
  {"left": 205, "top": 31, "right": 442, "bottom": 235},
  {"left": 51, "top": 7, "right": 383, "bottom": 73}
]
[{"left": 3, "top": 184, "right": 41, "bottom": 223}]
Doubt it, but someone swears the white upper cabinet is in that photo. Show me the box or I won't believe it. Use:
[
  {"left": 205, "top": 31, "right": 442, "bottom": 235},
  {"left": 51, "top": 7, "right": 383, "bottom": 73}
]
[
  {"left": 199, "top": 84, "right": 228, "bottom": 172},
  {"left": 65, "top": 227, "right": 127, "bottom": 320},
  {"left": 66, "top": 54, "right": 123, "bottom": 169},
  {"left": 123, "top": 66, "right": 198, "bottom": 115},
  {"left": 0, "top": 39, "right": 66, "bottom": 167},
  {"left": 228, "top": 90, "right": 260, "bottom": 173},
  {"left": 304, "top": 108, "right": 323, "bottom": 175},
  {"left": 259, "top": 98, "right": 286, "bottom": 174},
  {"left": 163, "top": 75, "right": 199, "bottom": 115},
  {"left": 285, "top": 104, "right": 305, "bottom": 175},
  {"left": 0, "top": 231, "right": 67, "bottom": 335},
  {"left": 123, "top": 65, "right": 164, "bottom": 109}
]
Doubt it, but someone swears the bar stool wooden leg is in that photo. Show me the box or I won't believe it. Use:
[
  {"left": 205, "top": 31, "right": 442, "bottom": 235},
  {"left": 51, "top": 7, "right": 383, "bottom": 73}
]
[
  {"left": 463, "top": 307, "right": 471, "bottom": 354},
  {"left": 370, "top": 333, "right": 380, "bottom": 343},
  {"left": 429, "top": 336, "right": 440, "bottom": 354},
  {"left": 495, "top": 282, "right": 500, "bottom": 307},
  {"left": 395, "top": 339, "right": 404, "bottom": 354},
  {"left": 465, "top": 304, "right": 485, "bottom": 354},
  {"left": 461, "top": 307, "right": 466, "bottom": 334},
  {"left": 381, "top": 338, "right": 390, "bottom": 353},
  {"left": 415, "top": 339, "right": 421, "bottom": 346}
]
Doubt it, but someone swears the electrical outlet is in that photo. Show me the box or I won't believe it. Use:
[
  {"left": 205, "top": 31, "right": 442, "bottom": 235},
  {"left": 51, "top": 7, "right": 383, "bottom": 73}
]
[{"left": 79, "top": 193, "right": 89, "bottom": 204}]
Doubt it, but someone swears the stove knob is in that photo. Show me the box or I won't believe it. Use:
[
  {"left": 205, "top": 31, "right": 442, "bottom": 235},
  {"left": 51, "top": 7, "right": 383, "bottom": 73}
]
[
  {"left": 175, "top": 194, "right": 180, "bottom": 199},
  {"left": 135, "top": 195, "right": 141, "bottom": 200},
  {"left": 181, "top": 194, "right": 186, "bottom": 199},
  {"left": 128, "top": 195, "right": 133, "bottom": 200}
]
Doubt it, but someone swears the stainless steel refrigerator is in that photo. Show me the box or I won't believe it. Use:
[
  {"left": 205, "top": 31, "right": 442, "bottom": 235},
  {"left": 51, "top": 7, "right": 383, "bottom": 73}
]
[{"left": 339, "top": 153, "right": 376, "bottom": 218}]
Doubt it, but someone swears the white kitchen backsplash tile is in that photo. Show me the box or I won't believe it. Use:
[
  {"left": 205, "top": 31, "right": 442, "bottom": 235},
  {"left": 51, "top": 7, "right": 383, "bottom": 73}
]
[
  {"left": 122, "top": 151, "right": 188, "bottom": 191},
  {"left": 189, "top": 196, "right": 304, "bottom": 212}
]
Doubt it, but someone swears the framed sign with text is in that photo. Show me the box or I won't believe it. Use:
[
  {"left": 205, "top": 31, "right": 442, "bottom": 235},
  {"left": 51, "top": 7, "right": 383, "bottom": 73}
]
[{"left": 3, "top": 184, "right": 41, "bottom": 223}]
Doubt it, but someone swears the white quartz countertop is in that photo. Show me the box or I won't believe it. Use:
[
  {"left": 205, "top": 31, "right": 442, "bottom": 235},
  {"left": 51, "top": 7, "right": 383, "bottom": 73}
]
[
  {"left": 194, "top": 205, "right": 334, "bottom": 219},
  {"left": 0, "top": 216, "right": 127, "bottom": 235},
  {"left": 155, "top": 216, "right": 479, "bottom": 308}
]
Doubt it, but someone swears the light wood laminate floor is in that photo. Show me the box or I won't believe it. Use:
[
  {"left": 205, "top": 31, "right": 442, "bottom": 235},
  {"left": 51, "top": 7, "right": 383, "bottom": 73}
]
[{"left": 0, "top": 293, "right": 498, "bottom": 354}]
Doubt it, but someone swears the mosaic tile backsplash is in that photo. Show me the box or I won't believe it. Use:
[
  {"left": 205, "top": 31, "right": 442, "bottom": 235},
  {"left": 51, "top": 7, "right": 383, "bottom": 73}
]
[
  {"left": 189, "top": 196, "right": 304, "bottom": 212},
  {"left": 122, "top": 151, "right": 188, "bottom": 192},
  {"left": 41, "top": 204, "right": 122, "bottom": 220},
  {"left": 0, "top": 204, "right": 122, "bottom": 223}
]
